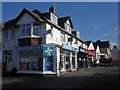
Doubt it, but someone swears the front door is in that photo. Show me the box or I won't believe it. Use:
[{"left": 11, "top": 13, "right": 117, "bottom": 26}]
[
  {"left": 5, "top": 51, "right": 13, "bottom": 71},
  {"left": 44, "top": 56, "right": 53, "bottom": 71}
]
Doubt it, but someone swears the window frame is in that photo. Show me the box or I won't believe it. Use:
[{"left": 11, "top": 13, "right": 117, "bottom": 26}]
[
  {"left": 11, "top": 30, "right": 15, "bottom": 38},
  {"left": 60, "top": 32, "right": 65, "bottom": 42},
  {"left": 20, "top": 23, "right": 32, "bottom": 37},
  {"left": 51, "top": 13, "right": 58, "bottom": 25},
  {"left": 5, "top": 51, "right": 13, "bottom": 64},
  {"left": 5, "top": 30, "right": 9, "bottom": 39}
]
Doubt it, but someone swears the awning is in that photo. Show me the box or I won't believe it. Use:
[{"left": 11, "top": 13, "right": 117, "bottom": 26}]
[{"left": 87, "top": 50, "right": 94, "bottom": 55}]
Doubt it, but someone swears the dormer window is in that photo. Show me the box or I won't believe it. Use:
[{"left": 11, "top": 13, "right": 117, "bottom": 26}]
[
  {"left": 51, "top": 13, "right": 58, "bottom": 25},
  {"left": 65, "top": 23, "right": 71, "bottom": 32}
]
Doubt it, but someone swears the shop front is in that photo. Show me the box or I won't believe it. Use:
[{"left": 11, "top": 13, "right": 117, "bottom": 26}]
[
  {"left": 77, "top": 47, "right": 88, "bottom": 68},
  {"left": 87, "top": 50, "right": 95, "bottom": 67},
  {"left": 43, "top": 44, "right": 55, "bottom": 73},
  {"left": 60, "top": 44, "right": 78, "bottom": 72},
  {"left": 16, "top": 44, "right": 78, "bottom": 75},
  {"left": 16, "top": 45, "right": 43, "bottom": 74}
]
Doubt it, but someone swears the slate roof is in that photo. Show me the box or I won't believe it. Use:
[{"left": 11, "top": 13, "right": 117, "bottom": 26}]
[
  {"left": 92, "top": 40, "right": 110, "bottom": 49},
  {"left": 58, "top": 16, "right": 73, "bottom": 28},
  {"left": 86, "top": 40, "right": 110, "bottom": 49},
  {"left": 94, "top": 40, "right": 110, "bottom": 48},
  {"left": 4, "top": 8, "right": 44, "bottom": 29},
  {"left": 85, "top": 41, "right": 92, "bottom": 46},
  {"left": 3, "top": 7, "right": 87, "bottom": 45}
]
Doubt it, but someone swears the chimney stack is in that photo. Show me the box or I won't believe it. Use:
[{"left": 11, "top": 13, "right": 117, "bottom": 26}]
[{"left": 49, "top": 6, "right": 55, "bottom": 14}]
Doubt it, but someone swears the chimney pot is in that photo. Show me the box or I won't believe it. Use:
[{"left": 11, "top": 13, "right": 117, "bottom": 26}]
[{"left": 49, "top": 6, "right": 55, "bottom": 14}]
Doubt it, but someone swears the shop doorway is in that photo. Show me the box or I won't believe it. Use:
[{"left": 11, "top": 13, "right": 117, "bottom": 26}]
[
  {"left": 60, "top": 55, "right": 65, "bottom": 70},
  {"left": 44, "top": 56, "right": 53, "bottom": 71},
  {"left": 66, "top": 56, "right": 70, "bottom": 70}
]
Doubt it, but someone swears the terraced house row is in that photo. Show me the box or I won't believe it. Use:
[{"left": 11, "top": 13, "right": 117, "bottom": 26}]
[{"left": 1, "top": 6, "right": 111, "bottom": 76}]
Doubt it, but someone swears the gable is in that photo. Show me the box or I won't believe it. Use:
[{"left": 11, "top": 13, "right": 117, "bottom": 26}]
[
  {"left": 96, "top": 45, "right": 100, "bottom": 53},
  {"left": 66, "top": 20, "right": 70, "bottom": 26},
  {"left": 88, "top": 42, "right": 95, "bottom": 50},
  {"left": 16, "top": 12, "right": 36, "bottom": 25}
]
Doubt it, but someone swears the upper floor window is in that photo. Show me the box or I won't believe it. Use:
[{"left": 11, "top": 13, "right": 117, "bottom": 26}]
[
  {"left": 33, "top": 26, "right": 39, "bottom": 36},
  {"left": 65, "top": 23, "right": 71, "bottom": 32},
  {"left": 74, "top": 39, "right": 78, "bottom": 45},
  {"left": 47, "top": 29, "right": 52, "bottom": 34},
  {"left": 5, "top": 30, "right": 8, "bottom": 39},
  {"left": 51, "top": 13, "right": 58, "bottom": 25},
  {"left": 60, "top": 32, "right": 65, "bottom": 42},
  {"left": 11, "top": 30, "right": 15, "bottom": 38},
  {"left": 20, "top": 23, "right": 31, "bottom": 36}
]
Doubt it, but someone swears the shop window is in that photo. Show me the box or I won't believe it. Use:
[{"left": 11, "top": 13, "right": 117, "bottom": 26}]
[
  {"left": 38, "top": 57, "right": 43, "bottom": 71},
  {"left": 44, "top": 56, "right": 53, "bottom": 71},
  {"left": 72, "top": 57, "right": 76, "bottom": 69},
  {"left": 31, "top": 57, "right": 38, "bottom": 71},
  {"left": 20, "top": 58, "right": 30, "bottom": 71},
  {"left": 60, "top": 55, "right": 65, "bottom": 69},
  {"left": 66, "top": 51, "right": 70, "bottom": 70}
]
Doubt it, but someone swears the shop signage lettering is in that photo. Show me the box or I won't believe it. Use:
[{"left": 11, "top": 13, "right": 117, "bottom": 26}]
[
  {"left": 62, "top": 44, "right": 78, "bottom": 52},
  {"left": 16, "top": 45, "right": 41, "bottom": 51},
  {"left": 79, "top": 47, "right": 88, "bottom": 53}
]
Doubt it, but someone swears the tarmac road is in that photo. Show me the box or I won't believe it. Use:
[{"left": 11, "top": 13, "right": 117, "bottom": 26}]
[{"left": 2, "top": 65, "right": 120, "bottom": 89}]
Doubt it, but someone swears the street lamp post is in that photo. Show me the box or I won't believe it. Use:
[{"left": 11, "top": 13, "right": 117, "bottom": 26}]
[{"left": 116, "top": 28, "right": 120, "bottom": 67}]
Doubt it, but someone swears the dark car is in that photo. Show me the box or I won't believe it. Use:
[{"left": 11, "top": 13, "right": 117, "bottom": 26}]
[
  {"left": 100, "top": 58, "right": 108, "bottom": 63},
  {"left": 100, "top": 58, "right": 112, "bottom": 66}
]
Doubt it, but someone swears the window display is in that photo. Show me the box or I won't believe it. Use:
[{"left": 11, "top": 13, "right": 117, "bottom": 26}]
[
  {"left": 20, "top": 58, "right": 30, "bottom": 70},
  {"left": 72, "top": 52, "right": 76, "bottom": 69},
  {"left": 19, "top": 51, "right": 43, "bottom": 71},
  {"left": 72, "top": 57, "right": 75, "bottom": 69},
  {"left": 31, "top": 58, "right": 38, "bottom": 71}
]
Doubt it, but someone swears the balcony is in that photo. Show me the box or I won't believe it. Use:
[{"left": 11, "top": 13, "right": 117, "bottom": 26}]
[{"left": 18, "top": 37, "right": 42, "bottom": 46}]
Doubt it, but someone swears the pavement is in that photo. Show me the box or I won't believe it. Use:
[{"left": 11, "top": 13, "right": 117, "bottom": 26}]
[{"left": 1, "top": 65, "right": 120, "bottom": 89}]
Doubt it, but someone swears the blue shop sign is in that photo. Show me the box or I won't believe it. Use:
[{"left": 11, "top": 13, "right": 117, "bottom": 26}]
[
  {"left": 43, "top": 44, "right": 55, "bottom": 55},
  {"left": 62, "top": 44, "right": 78, "bottom": 52},
  {"left": 16, "top": 45, "right": 42, "bottom": 51}
]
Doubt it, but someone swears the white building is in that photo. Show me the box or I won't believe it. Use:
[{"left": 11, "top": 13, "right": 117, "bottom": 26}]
[
  {"left": 111, "top": 46, "right": 120, "bottom": 62},
  {"left": 2, "top": 7, "right": 87, "bottom": 76},
  {"left": 85, "top": 41, "right": 95, "bottom": 66}
]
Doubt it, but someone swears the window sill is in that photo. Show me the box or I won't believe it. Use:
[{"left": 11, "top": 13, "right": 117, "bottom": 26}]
[{"left": 19, "top": 36, "right": 40, "bottom": 39}]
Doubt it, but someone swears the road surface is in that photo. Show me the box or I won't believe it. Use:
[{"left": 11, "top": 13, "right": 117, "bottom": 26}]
[{"left": 2, "top": 65, "right": 120, "bottom": 88}]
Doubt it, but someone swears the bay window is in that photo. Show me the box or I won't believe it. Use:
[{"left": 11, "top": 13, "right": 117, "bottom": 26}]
[
  {"left": 20, "top": 23, "right": 40, "bottom": 37},
  {"left": 20, "top": 23, "right": 31, "bottom": 36},
  {"left": 33, "top": 26, "right": 39, "bottom": 36}
]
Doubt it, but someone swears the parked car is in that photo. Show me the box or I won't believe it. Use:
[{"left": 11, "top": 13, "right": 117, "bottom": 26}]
[{"left": 100, "top": 58, "right": 113, "bottom": 66}]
